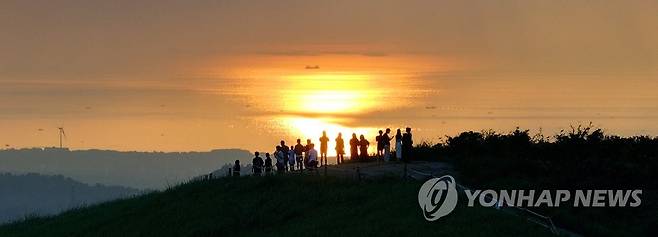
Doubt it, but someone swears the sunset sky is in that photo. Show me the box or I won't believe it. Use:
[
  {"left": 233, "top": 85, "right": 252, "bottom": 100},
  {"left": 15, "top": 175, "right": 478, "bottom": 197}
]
[{"left": 1, "top": 0, "right": 657, "bottom": 154}]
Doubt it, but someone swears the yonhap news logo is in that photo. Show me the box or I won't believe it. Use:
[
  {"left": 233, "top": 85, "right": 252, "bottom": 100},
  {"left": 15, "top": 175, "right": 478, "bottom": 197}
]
[
  {"left": 417, "top": 175, "right": 458, "bottom": 221},
  {"left": 418, "top": 175, "right": 642, "bottom": 221}
]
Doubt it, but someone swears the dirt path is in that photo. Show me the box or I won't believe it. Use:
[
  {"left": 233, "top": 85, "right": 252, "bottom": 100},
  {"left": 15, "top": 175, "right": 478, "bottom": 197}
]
[{"left": 311, "top": 161, "right": 456, "bottom": 180}]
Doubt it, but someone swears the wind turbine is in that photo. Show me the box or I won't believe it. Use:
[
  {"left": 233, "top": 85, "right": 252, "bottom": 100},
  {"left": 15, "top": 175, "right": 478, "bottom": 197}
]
[{"left": 58, "top": 127, "right": 66, "bottom": 148}]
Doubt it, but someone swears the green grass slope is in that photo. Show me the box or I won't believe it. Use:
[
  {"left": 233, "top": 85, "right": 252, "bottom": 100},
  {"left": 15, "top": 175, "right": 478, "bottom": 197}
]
[{"left": 0, "top": 175, "right": 554, "bottom": 237}]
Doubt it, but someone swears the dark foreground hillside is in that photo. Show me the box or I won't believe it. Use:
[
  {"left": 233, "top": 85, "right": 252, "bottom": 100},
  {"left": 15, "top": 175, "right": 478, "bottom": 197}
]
[
  {"left": 0, "top": 175, "right": 552, "bottom": 237},
  {"left": 410, "top": 125, "right": 658, "bottom": 236}
]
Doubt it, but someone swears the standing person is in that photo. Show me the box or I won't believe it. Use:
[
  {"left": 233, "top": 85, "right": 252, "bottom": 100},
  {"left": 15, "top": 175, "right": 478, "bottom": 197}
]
[
  {"left": 319, "top": 131, "right": 329, "bottom": 166},
  {"left": 280, "top": 141, "right": 290, "bottom": 170},
  {"left": 395, "top": 129, "right": 403, "bottom": 161},
  {"left": 402, "top": 127, "right": 413, "bottom": 162},
  {"left": 349, "top": 133, "right": 359, "bottom": 161},
  {"left": 294, "top": 139, "right": 305, "bottom": 170},
  {"left": 252, "top": 152, "right": 264, "bottom": 176},
  {"left": 275, "top": 146, "right": 285, "bottom": 173},
  {"left": 359, "top": 135, "right": 370, "bottom": 160},
  {"left": 232, "top": 160, "right": 241, "bottom": 177},
  {"left": 383, "top": 128, "right": 392, "bottom": 162},
  {"left": 335, "top": 133, "right": 345, "bottom": 164},
  {"left": 273, "top": 146, "right": 280, "bottom": 162},
  {"left": 375, "top": 130, "right": 384, "bottom": 160},
  {"left": 264, "top": 153, "right": 273, "bottom": 175},
  {"left": 288, "top": 145, "right": 296, "bottom": 171},
  {"left": 304, "top": 139, "right": 312, "bottom": 168},
  {"left": 307, "top": 143, "right": 318, "bottom": 169}
]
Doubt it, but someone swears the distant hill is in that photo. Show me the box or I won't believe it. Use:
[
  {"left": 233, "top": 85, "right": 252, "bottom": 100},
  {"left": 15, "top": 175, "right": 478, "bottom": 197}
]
[
  {"left": 0, "top": 175, "right": 553, "bottom": 237},
  {"left": 0, "top": 173, "right": 141, "bottom": 223},
  {"left": 0, "top": 148, "right": 252, "bottom": 189}
]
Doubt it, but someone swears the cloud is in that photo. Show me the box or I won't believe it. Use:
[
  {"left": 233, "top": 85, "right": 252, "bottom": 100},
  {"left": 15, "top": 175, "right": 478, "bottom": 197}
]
[{"left": 256, "top": 50, "right": 388, "bottom": 57}]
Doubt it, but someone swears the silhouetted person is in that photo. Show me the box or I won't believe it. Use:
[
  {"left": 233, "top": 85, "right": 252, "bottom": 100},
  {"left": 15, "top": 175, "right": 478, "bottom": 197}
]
[
  {"left": 232, "top": 160, "right": 241, "bottom": 177},
  {"left": 307, "top": 143, "right": 318, "bottom": 169},
  {"left": 280, "top": 140, "right": 290, "bottom": 169},
  {"left": 275, "top": 146, "right": 285, "bottom": 173},
  {"left": 288, "top": 145, "right": 296, "bottom": 171},
  {"left": 395, "top": 129, "right": 403, "bottom": 161},
  {"left": 304, "top": 139, "right": 312, "bottom": 165},
  {"left": 319, "top": 131, "right": 329, "bottom": 166},
  {"left": 383, "top": 128, "right": 392, "bottom": 162},
  {"left": 252, "top": 152, "right": 264, "bottom": 176},
  {"left": 359, "top": 135, "right": 370, "bottom": 160},
  {"left": 335, "top": 133, "right": 345, "bottom": 164},
  {"left": 294, "top": 139, "right": 305, "bottom": 170},
  {"left": 402, "top": 127, "right": 413, "bottom": 162},
  {"left": 349, "top": 133, "right": 359, "bottom": 160},
  {"left": 376, "top": 130, "right": 384, "bottom": 159},
  {"left": 264, "top": 153, "right": 273, "bottom": 175}
]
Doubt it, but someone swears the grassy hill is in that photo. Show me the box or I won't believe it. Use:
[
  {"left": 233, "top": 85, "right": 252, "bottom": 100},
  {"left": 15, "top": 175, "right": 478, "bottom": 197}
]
[{"left": 0, "top": 175, "right": 554, "bottom": 237}]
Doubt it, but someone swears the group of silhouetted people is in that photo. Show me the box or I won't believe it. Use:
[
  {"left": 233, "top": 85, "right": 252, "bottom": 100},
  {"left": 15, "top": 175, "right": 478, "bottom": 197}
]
[
  {"left": 231, "top": 127, "right": 413, "bottom": 176},
  {"left": 341, "top": 128, "right": 414, "bottom": 163},
  {"left": 347, "top": 127, "right": 414, "bottom": 163}
]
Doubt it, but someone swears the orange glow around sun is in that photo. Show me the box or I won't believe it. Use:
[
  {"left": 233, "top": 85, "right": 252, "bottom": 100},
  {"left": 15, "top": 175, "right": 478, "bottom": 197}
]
[{"left": 189, "top": 53, "right": 459, "bottom": 157}]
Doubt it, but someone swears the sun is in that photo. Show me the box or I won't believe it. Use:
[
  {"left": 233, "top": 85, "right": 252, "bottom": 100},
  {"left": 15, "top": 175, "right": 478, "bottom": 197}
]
[{"left": 280, "top": 73, "right": 381, "bottom": 115}]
